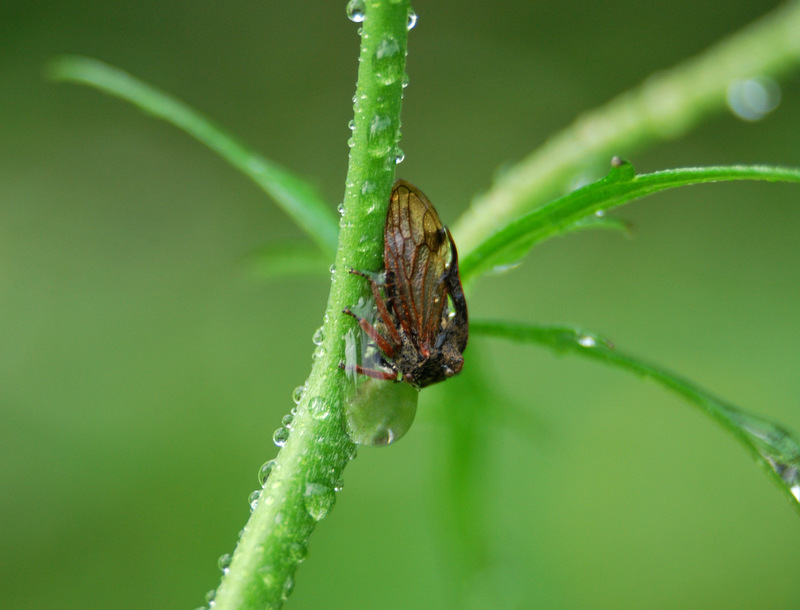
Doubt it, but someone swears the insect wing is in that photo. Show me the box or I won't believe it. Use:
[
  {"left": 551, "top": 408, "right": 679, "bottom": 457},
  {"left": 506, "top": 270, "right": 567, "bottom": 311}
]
[{"left": 384, "top": 180, "right": 450, "bottom": 350}]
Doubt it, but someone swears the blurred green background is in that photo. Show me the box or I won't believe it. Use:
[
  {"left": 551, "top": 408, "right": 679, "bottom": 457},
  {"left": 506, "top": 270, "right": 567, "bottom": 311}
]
[{"left": 3, "top": 1, "right": 800, "bottom": 608}]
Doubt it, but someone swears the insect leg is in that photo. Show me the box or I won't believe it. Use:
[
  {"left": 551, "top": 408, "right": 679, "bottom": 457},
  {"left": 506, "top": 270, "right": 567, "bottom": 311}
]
[
  {"left": 338, "top": 361, "right": 398, "bottom": 381},
  {"left": 348, "top": 268, "right": 403, "bottom": 346},
  {"left": 342, "top": 306, "right": 398, "bottom": 358}
]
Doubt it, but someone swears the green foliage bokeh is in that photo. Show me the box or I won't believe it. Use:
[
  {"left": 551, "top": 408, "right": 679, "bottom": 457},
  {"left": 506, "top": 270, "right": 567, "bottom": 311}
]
[{"left": 2, "top": 1, "right": 800, "bottom": 608}]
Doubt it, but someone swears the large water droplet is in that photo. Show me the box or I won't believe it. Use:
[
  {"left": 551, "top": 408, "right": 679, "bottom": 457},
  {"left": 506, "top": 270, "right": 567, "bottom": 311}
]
[
  {"left": 727, "top": 76, "right": 781, "bottom": 122},
  {"left": 346, "top": 0, "right": 365, "bottom": 23},
  {"left": 345, "top": 377, "right": 418, "bottom": 446},
  {"left": 373, "top": 36, "right": 403, "bottom": 85},
  {"left": 273, "top": 426, "right": 290, "bottom": 448},
  {"left": 304, "top": 482, "right": 336, "bottom": 521},
  {"left": 258, "top": 459, "right": 275, "bottom": 486}
]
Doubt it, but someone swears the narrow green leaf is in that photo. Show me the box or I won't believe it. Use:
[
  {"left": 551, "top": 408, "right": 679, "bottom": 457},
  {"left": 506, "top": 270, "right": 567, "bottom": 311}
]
[
  {"left": 460, "top": 161, "right": 800, "bottom": 281},
  {"left": 48, "top": 55, "right": 339, "bottom": 257},
  {"left": 472, "top": 319, "right": 800, "bottom": 515},
  {"left": 244, "top": 243, "right": 330, "bottom": 279}
]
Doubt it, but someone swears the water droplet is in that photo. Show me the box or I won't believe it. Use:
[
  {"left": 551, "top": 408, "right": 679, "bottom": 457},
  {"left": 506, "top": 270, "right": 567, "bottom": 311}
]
[
  {"left": 258, "top": 564, "right": 276, "bottom": 589},
  {"left": 345, "top": 377, "right": 418, "bottom": 446},
  {"left": 281, "top": 575, "right": 295, "bottom": 601},
  {"left": 258, "top": 459, "right": 275, "bottom": 485},
  {"left": 407, "top": 8, "right": 418, "bottom": 30},
  {"left": 304, "top": 482, "right": 336, "bottom": 521},
  {"left": 577, "top": 335, "right": 597, "bottom": 348},
  {"left": 337, "top": 202, "right": 345, "bottom": 215},
  {"left": 347, "top": 136, "right": 355, "bottom": 148},
  {"left": 393, "top": 147, "right": 405, "bottom": 164},
  {"left": 373, "top": 36, "right": 403, "bottom": 85},
  {"left": 330, "top": 263, "right": 337, "bottom": 274},
  {"left": 309, "top": 396, "right": 332, "bottom": 421},
  {"left": 292, "top": 386, "right": 305, "bottom": 405},
  {"left": 248, "top": 489, "right": 261, "bottom": 511},
  {"left": 401, "top": 73, "right": 409, "bottom": 89},
  {"left": 282, "top": 412, "right": 295, "bottom": 428},
  {"left": 313, "top": 344, "right": 326, "bottom": 359},
  {"left": 361, "top": 180, "right": 377, "bottom": 195},
  {"left": 205, "top": 589, "right": 217, "bottom": 604},
  {"left": 366, "top": 114, "right": 394, "bottom": 156},
  {"left": 273, "top": 426, "right": 290, "bottom": 448},
  {"left": 727, "top": 76, "right": 781, "bottom": 122},
  {"left": 346, "top": 0, "right": 365, "bottom": 23},
  {"left": 332, "top": 476, "right": 344, "bottom": 492},
  {"left": 489, "top": 261, "right": 522, "bottom": 275},
  {"left": 218, "top": 553, "right": 233, "bottom": 573},
  {"left": 735, "top": 414, "right": 800, "bottom": 503},
  {"left": 348, "top": 119, "right": 356, "bottom": 131},
  {"left": 288, "top": 541, "right": 309, "bottom": 563},
  {"left": 312, "top": 327, "right": 325, "bottom": 346}
]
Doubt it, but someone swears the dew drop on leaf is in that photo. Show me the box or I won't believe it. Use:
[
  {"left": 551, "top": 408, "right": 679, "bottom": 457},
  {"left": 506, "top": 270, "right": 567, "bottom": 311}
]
[{"left": 735, "top": 413, "right": 800, "bottom": 503}]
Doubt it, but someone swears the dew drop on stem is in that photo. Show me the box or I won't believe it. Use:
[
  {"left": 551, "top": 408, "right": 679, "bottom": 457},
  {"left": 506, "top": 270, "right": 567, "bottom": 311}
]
[
  {"left": 345, "top": 0, "right": 365, "bottom": 23},
  {"left": 258, "top": 459, "right": 275, "bottom": 486},
  {"left": 407, "top": 8, "right": 418, "bottom": 30},
  {"left": 273, "top": 426, "right": 290, "bottom": 448},
  {"left": 304, "top": 482, "right": 336, "bottom": 521}
]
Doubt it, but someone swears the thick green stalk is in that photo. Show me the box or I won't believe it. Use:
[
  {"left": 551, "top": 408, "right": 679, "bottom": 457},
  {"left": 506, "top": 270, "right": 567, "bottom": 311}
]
[
  {"left": 453, "top": 0, "right": 800, "bottom": 255},
  {"left": 212, "top": 2, "right": 409, "bottom": 608}
]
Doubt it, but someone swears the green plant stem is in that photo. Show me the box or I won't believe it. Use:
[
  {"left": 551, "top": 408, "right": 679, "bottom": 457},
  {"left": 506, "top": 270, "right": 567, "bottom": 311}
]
[
  {"left": 212, "top": 2, "right": 410, "bottom": 608},
  {"left": 452, "top": 0, "right": 800, "bottom": 256}
]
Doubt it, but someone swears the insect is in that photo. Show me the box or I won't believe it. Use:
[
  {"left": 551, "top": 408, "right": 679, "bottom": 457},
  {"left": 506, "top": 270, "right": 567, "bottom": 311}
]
[{"left": 342, "top": 179, "right": 468, "bottom": 389}]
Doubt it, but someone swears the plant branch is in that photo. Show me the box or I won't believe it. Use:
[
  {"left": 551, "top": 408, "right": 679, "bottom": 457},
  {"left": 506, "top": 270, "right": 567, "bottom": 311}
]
[
  {"left": 212, "top": 2, "right": 410, "bottom": 608},
  {"left": 48, "top": 56, "right": 339, "bottom": 257},
  {"left": 453, "top": 0, "right": 800, "bottom": 256}
]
